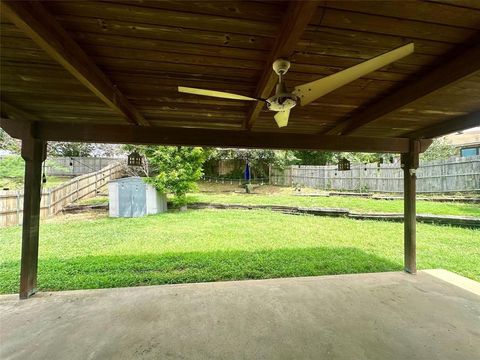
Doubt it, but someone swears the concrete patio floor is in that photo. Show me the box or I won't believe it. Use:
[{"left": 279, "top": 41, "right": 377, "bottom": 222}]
[{"left": 1, "top": 270, "right": 479, "bottom": 360}]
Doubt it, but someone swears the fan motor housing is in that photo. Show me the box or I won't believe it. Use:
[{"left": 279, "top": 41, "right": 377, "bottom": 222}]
[
  {"left": 266, "top": 79, "right": 298, "bottom": 111},
  {"left": 266, "top": 94, "right": 297, "bottom": 112}
]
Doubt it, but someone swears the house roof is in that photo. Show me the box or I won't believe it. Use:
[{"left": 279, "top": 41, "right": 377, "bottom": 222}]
[
  {"left": 444, "top": 129, "right": 480, "bottom": 147},
  {"left": 1, "top": 1, "right": 479, "bottom": 153}
]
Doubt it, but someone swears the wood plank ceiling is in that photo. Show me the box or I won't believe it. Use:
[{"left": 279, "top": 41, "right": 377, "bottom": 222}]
[{"left": 1, "top": 0, "right": 479, "bottom": 139}]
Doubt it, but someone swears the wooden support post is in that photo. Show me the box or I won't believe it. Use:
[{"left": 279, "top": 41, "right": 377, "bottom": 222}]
[
  {"left": 401, "top": 140, "right": 420, "bottom": 274},
  {"left": 20, "top": 136, "right": 46, "bottom": 299}
]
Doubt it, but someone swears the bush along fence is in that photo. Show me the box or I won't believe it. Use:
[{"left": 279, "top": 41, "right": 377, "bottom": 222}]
[
  {"left": 270, "top": 156, "right": 480, "bottom": 194},
  {"left": 0, "top": 162, "right": 125, "bottom": 227}
]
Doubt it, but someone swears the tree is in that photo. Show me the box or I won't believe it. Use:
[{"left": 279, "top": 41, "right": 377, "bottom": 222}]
[
  {"left": 48, "top": 142, "right": 124, "bottom": 157},
  {"left": 48, "top": 142, "right": 95, "bottom": 157},
  {"left": 89, "top": 143, "right": 125, "bottom": 157},
  {"left": 0, "top": 128, "right": 21, "bottom": 154},
  {"left": 205, "top": 148, "right": 297, "bottom": 179},
  {"left": 292, "top": 151, "right": 335, "bottom": 165},
  {"left": 420, "top": 138, "right": 456, "bottom": 161},
  {"left": 0, "top": 133, "right": 126, "bottom": 158},
  {"left": 141, "top": 146, "right": 208, "bottom": 206},
  {"left": 292, "top": 150, "right": 394, "bottom": 166},
  {"left": 337, "top": 152, "right": 383, "bottom": 164}
]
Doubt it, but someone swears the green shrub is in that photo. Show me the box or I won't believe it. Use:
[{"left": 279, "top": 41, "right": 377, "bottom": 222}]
[
  {"left": 0, "top": 155, "right": 24, "bottom": 178},
  {"left": 144, "top": 146, "right": 207, "bottom": 206}
]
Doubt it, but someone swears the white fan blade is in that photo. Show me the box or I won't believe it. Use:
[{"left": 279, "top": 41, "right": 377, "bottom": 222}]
[
  {"left": 293, "top": 43, "right": 414, "bottom": 106},
  {"left": 274, "top": 109, "right": 290, "bottom": 128},
  {"left": 178, "top": 86, "right": 259, "bottom": 101}
]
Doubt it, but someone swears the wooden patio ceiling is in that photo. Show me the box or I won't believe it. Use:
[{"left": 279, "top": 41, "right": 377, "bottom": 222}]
[{"left": 1, "top": 0, "right": 480, "bottom": 152}]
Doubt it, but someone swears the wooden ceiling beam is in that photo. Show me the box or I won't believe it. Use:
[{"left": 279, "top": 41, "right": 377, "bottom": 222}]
[
  {"left": 0, "top": 117, "right": 33, "bottom": 140},
  {"left": 405, "top": 111, "right": 480, "bottom": 139},
  {"left": 0, "top": 101, "right": 42, "bottom": 139},
  {"left": 0, "top": 117, "right": 431, "bottom": 154},
  {"left": 1, "top": 1, "right": 149, "bottom": 126},
  {"left": 244, "top": 0, "right": 320, "bottom": 129},
  {"left": 0, "top": 100, "right": 38, "bottom": 123},
  {"left": 326, "top": 40, "right": 480, "bottom": 135}
]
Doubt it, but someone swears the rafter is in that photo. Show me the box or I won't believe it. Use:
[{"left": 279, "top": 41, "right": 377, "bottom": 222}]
[
  {"left": 326, "top": 40, "right": 480, "bottom": 135},
  {"left": 405, "top": 111, "right": 480, "bottom": 139},
  {"left": 244, "top": 0, "right": 320, "bottom": 130},
  {"left": 1, "top": 0, "right": 149, "bottom": 126}
]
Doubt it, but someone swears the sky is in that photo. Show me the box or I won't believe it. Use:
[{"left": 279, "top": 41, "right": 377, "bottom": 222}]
[{"left": 460, "top": 126, "right": 480, "bottom": 134}]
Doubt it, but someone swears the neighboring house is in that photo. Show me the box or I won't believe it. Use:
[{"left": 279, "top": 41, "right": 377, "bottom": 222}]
[{"left": 443, "top": 127, "right": 480, "bottom": 157}]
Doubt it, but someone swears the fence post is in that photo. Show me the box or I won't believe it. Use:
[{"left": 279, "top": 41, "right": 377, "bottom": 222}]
[
  {"left": 95, "top": 173, "right": 98, "bottom": 195},
  {"left": 16, "top": 192, "right": 21, "bottom": 226},
  {"left": 441, "top": 160, "right": 446, "bottom": 193},
  {"left": 76, "top": 179, "right": 79, "bottom": 201},
  {"left": 47, "top": 190, "right": 52, "bottom": 217}
]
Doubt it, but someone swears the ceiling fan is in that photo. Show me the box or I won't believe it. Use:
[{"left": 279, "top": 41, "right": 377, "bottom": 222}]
[{"left": 178, "top": 43, "right": 414, "bottom": 128}]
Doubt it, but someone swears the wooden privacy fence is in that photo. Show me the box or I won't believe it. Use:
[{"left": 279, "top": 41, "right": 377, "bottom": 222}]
[
  {"left": 44, "top": 156, "right": 123, "bottom": 176},
  {"left": 0, "top": 162, "right": 125, "bottom": 227},
  {"left": 270, "top": 156, "right": 480, "bottom": 193}
]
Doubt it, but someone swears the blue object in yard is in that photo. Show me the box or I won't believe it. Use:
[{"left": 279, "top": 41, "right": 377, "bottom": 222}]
[{"left": 244, "top": 162, "right": 251, "bottom": 182}]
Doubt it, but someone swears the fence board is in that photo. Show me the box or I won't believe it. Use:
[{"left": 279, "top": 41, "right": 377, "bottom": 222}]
[
  {"left": 270, "top": 156, "right": 480, "bottom": 194},
  {"left": 0, "top": 162, "right": 125, "bottom": 227}
]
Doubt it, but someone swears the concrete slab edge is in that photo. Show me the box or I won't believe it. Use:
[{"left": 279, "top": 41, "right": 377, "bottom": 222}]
[{"left": 422, "top": 269, "right": 480, "bottom": 296}]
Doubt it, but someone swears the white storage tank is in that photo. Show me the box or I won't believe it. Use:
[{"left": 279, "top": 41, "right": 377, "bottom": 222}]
[{"left": 108, "top": 177, "right": 167, "bottom": 217}]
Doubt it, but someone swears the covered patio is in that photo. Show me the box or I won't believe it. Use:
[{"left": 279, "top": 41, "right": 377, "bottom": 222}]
[
  {"left": 0, "top": 0, "right": 479, "bottom": 357},
  {"left": 1, "top": 270, "right": 479, "bottom": 359}
]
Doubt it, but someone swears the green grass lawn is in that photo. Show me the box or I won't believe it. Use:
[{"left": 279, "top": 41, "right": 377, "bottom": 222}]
[
  {"left": 0, "top": 176, "right": 69, "bottom": 190},
  {"left": 1, "top": 209, "right": 478, "bottom": 294},
  {"left": 188, "top": 193, "right": 480, "bottom": 217},
  {"left": 0, "top": 155, "right": 70, "bottom": 190}
]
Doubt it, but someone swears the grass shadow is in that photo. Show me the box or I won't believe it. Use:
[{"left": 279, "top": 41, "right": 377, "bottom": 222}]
[{"left": 0, "top": 247, "right": 401, "bottom": 294}]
